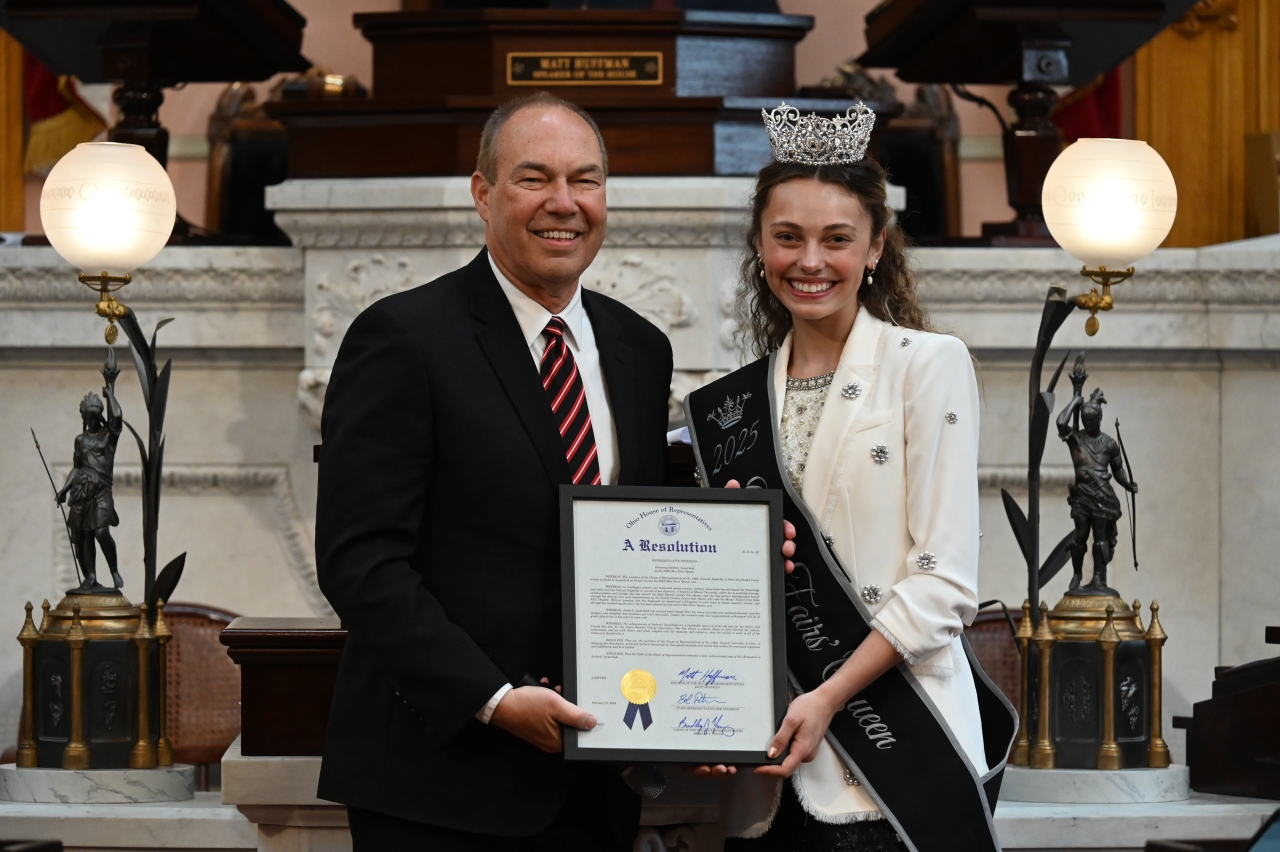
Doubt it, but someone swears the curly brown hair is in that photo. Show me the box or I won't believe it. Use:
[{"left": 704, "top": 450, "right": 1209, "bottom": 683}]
[{"left": 736, "top": 160, "right": 934, "bottom": 359}]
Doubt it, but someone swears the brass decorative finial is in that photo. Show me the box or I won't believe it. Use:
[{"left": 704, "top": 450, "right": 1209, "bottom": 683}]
[
  {"left": 39, "top": 599, "right": 50, "bottom": 635},
  {"left": 17, "top": 602, "right": 40, "bottom": 768},
  {"left": 1032, "top": 601, "right": 1055, "bottom": 643},
  {"left": 1145, "top": 600, "right": 1167, "bottom": 642},
  {"left": 1098, "top": 604, "right": 1121, "bottom": 646},
  {"left": 1132, "top": 599, "right": 1144, "bottom": 633},
  {"left": 1017, "top": 600, "right": 1034, "bottom": 641},
  {"left": 154, "top": 601, "right": 170, "bottom": 640},
  {"left": 18, "top": 602, "right": 38, "bottom": 643}
]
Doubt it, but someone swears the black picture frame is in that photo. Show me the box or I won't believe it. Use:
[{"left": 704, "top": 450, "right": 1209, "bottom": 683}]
[{"left": 560, "top": 484, "right": 788, "bottom": 765}]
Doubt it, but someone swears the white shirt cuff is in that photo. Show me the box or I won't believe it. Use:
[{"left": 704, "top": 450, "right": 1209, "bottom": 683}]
[{"left": 475, "top": 683, "right": 513, "bottom": 724}]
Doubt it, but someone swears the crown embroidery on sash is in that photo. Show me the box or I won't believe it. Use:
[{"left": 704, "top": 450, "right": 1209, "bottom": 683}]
[{"left": 706, "top": 393, "right": 751, "bottom": 429}]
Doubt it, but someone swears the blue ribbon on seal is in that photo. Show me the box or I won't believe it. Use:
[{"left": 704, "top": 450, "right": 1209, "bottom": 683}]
[{"left": 623, "top": 702, "right": 653, "bottom": 730}]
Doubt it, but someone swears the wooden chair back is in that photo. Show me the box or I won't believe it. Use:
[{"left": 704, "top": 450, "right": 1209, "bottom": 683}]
[
  {"left": 164, "top": 603, "right": 242, "bottom": 772},
  {"left": 965, "top": 607, "right": 1022, "bottom": 708}
]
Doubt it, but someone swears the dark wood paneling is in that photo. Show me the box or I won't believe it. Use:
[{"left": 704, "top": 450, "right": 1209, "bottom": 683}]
[
  {"left": 354, "top": 9, "right": 809, "bottom": 101},
  {"left": 267, "top": 95, "right": 760, "bottom": 177},
  {"left": 221, "top": 617, "right": 345, "bottom": 756},
  {"left": 1187, "top": 680, "right": 1280, "bottom": 799}
]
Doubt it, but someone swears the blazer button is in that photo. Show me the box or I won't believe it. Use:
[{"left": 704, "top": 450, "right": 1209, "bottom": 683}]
[
  {"left": 861, "top": 584, "right": 882, "bottom": 605},
  {"left": 870, "top": 444, "right": 889, "bottom": 464}
]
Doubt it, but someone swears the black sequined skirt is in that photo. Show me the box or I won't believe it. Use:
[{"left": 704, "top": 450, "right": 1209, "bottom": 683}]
[{"left": 724, "top": 783, "right": 905, "bottom": 852}]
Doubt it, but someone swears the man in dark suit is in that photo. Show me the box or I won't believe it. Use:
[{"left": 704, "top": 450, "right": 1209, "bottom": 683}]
[{"left": 314, "top": 92, "right": 674, "bottom": 850}]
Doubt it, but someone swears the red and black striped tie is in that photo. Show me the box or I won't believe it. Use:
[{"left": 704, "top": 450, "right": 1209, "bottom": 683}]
[{"left": 540, "top": 317, "right": 601, "bottom": 485}]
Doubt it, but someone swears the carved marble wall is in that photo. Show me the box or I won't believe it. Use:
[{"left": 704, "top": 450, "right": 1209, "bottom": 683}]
[{"left": 268, "top": 178, "right": 749, "bottom": 427}]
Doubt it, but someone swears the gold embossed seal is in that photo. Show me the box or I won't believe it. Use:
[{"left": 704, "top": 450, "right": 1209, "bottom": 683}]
[
  {"left": 621, "top": 670, "right": 657, "bottom": 704},
  {"left": 620, "top": 670, "right": 657, "bottom": 730}
]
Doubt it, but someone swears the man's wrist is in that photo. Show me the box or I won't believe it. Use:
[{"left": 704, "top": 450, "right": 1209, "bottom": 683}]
[{"left": 475, "top": 683, "right": 513, "bottom": 724}]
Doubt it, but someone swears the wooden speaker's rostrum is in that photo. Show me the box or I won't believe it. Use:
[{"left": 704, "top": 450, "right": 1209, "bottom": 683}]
[{"left": 265, "top": 9, "right": 889, "bottom": 178}]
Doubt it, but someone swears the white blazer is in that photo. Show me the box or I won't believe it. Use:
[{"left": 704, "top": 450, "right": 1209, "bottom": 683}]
[{"left": 721, "top": 307, "right": 989, "bottom": 833}]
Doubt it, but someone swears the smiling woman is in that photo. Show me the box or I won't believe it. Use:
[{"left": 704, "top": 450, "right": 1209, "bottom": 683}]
[
  {"left": 737, "top": 160, "right": 934, "bottom": 362},
  {"left": 695, "top": 110, "right": 1011, "bottom": 852}
]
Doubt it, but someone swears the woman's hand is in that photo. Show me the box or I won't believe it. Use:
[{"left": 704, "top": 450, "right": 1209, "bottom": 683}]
[
  {"left": 754, "top": 631, "right": 905, "bottom": 778},
  {"left": 753, "top": 687, "right": 841, "bottom": 778},
  {"left": 684, "top": 480, "right": 796, "bottom": 779},
  {"left": 726, "top": 479, "right": 797, "bottom": 572}
]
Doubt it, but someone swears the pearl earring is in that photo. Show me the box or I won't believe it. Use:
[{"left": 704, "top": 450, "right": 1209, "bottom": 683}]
[
  {"left": 866, "top": 266, "right": 874, "bottom": 286},
  {"left": 757, "top": 253, "right": 766, "bottom": 279}
]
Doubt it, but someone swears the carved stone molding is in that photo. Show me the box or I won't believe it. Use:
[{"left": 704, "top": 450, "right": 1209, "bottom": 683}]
[
  {"left": 601, "top": 210, "right": 747, "bottom": 248},
  {"left": 274, "top": 208, "right": 747, "bottom": 250},
  {"left": 718, "top": 278, "right": 741, "bottom": 352},
  {"left": 915, "top": 268, "right": 1280, "bottom": 306},
  {"left": 311, "top": 254, "right": 416, "bottom": 360},
  {"left": 305, "top": 251, "right": 702, "bottom": 367},
  {"left": 51, "top": 464, "right": 329, "bottom": 617},
  {"left": 298, "top": 368, "right": 330, "bottom": 430},
  {"left": 0, "top": 255, "right": 303, "bottom": 305},
  {"left": 275, "top": 210, "right": 485, "bottom": 249},
  {"left": 583, "top": 254, "right": 698, "bottom": 332}
]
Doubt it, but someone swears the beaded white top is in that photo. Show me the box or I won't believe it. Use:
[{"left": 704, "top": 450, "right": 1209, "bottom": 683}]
[{"left": 780, "top": 372, "right": 833, "bottom": 492}]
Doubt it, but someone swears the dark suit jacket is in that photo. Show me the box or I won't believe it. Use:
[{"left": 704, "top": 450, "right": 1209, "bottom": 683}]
[{"left": 315, "top": 249, "right": 674, "bottom": 835}]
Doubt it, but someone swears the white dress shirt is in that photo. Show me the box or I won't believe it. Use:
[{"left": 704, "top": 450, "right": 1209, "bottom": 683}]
[{"left": 475, "top": 253, "right": 619, "bottom": 724}]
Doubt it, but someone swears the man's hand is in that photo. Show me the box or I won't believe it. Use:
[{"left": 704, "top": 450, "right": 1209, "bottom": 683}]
[
  {"left": 683, "top": 764, "right": 737, "bottom": 779},
  {"left": 490, "top": 684, "right": 596, "bottom": 753},
  {"left": 725, "top": 479, "right": 797, "bottom": 573}
]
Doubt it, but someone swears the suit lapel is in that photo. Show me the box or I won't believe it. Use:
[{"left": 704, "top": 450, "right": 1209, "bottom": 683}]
[
  {"left": 797, "top": 307, "right": 885, "bottom": 523},
  {"left": 584, "top": 291, "right": 639, "bottom": 485},
  {"left": 468, "top": 251, "right": 572, "bottom": 486}
]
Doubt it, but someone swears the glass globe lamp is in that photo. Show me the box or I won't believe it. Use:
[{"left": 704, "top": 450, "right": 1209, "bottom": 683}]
[
  {"left": 1041, "top": 139, "right": 1177, "bottom": 335},
  {"left": 39, "top": 142, "right": 177, "bottom": 343}
]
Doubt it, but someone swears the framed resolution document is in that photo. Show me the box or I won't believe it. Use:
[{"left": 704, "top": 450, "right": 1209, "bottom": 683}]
[{"left": 560, "top": 485, "right": 787, "bottom": 764}]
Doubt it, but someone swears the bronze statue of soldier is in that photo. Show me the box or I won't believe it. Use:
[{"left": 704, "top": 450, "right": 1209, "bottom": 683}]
[
  {"left": 56, "top": 352, "right": 124, "bottom": 594},
  {"left": 1057, "top": 354, "right": 1138, "bottom": 597}
]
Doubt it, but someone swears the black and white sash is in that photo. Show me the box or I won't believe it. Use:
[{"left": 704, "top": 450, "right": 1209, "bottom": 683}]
[{"left": 685, "top": 355, "right": 1016, "bottom": 852}]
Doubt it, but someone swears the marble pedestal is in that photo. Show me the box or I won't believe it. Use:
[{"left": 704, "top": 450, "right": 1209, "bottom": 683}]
[
  {"left": 1002, "top": 765, "right": 1191, "bottom": 804},
  {"left": 0, "top": 763, "right": 195, "bottom": 803},
  {"left": 221, "top": 738, "right": 349, "bottom": 852}
]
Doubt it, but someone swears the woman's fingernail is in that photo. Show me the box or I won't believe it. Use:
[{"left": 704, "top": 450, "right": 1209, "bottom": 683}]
[{"left": 767, "top": 747, "right": 778, "bottom": 758}]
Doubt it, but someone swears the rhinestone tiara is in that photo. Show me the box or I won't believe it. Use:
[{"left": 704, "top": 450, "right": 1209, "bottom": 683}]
[{"left": 762, "top": 102, "right": 876, "bottom": 166}]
